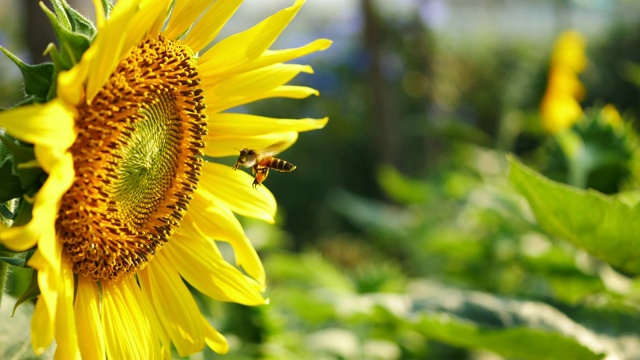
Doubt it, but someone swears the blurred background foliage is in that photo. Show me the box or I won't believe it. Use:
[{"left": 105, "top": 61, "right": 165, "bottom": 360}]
[{"left": 3, "top": 0, "right": 640, "bottom": 359}]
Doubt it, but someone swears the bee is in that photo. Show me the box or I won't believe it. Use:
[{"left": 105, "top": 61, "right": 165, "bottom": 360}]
[{"left": 233, "top": 141, "right": 296, "bottom": 187}]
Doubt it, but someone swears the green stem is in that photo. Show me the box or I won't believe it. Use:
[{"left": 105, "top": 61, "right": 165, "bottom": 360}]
[
  {"left": 556, "top": 130, "right": 589, "bottom": 189},
  {"left": 567, "top": 160, "right": 588, "bottom": 189},
  {"left": 0, "top": 251, "right": 10, "bottom": 308}
]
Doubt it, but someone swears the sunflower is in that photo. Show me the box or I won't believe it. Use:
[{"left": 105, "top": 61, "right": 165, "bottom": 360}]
[
  {"left": 0, "top": 0, "right": 330, "bottom": 358},
  {"left": 540, "top": 30, "right": 587, "bottom": 133}
]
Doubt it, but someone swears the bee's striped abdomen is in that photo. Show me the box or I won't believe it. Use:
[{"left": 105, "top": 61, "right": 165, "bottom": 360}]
[{"left": 268, "top": 157, "right": 296, "bottom": 172}]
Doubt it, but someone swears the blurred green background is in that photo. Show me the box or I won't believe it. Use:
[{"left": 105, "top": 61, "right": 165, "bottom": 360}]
[{"left": 4, "top": 0, "right": 640, "bottom": 359}]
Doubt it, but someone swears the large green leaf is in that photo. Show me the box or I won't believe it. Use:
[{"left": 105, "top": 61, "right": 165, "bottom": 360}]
[
  {"left": 403, "top": 280, "right": 636, "bottom": 359},
  {"left": 414, "top": 315, "right": 603, "bottom": 360},
  {"left": 508, "top": 156, "right": 640, "bottom": 275}
]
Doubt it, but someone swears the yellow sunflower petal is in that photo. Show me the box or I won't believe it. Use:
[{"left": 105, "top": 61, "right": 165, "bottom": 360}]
[
  {"left": 85, "top": 0, "right": 140, "bottom": 102},
  {"left": 202, "top": 63, "right": 313, "bottom": 108},
  {"left": 206, "top": 84, "right": 319, "bottom": 113},
  {"left": 183, "top": 0, "right": 243, "bottom": 53},
  {"left": 133, "top": 274, "right": 171, "bottom": 359},
  {"left": 199, "top": 161, "right": 277, "bottom": 222},
  {"left": 102, "top": 278, "right": 154, "bottom": 360},
  {"left": 1, "top": 151, "right": 74, "bottom": 251},
  {"left": 209, "top": 113, "right": 328, "bottom": 136},
  {"left": 249, "top": 39, "right": 331, "bottom": 71},
  {"left": 264, "top": 84, "right": 320, "bottom": 98},
  {"left": 198, "top": 0, "right": 305, "bottom": 74},
  {"left": 205, "top": 131, "right": 298, "bottom": 158},
  {"left": 164, "top": 0, "right": 212, "bottom": 39},
  {"left": 82, "top": 0, "right": 176, "bottom": 100},
  {"left": 199, "top": 38, "right": 332, "bottom": 77},
  {"left": 203, "top": 319, "right": 229, "bottom": 354},
  {"left": 53, "top": 259, "right": 80, "bottom": 360},
  {"left": 75, "top": 277, "right": 105, "bottom": 360},
  {"left": 139, "top": 254, "right": 204, "bottom": 357},
  {"left": 182, "top": 197, "right": 265, "bottom": 286},
  {"left": 164, "top": 233, "right": 265, "bottom": 305},
  {"left": 28, "top": 242, "right": 62, "bottom": 354},
  {"left": 58, "top": 46, "right": 93, "bottom": 106},
  {"left": 120, "top": 0, "right": 171, "bottom": 54},
  {"left": 31, "top": 296, "right": 53, "bottom": 355},
  {"left": 0, "top": 100, "right": 76, "bottom": 149},
  {"left": 108, "top": 0, "right": 138, "bottom": 18}
]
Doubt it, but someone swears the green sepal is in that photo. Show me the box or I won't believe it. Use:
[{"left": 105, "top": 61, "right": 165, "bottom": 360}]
[
  {"left": 12, "top": 269, "right": 40, "bottom": 316},
  {"left": 49, "top": 0, "right": 72, "bottom": 31},
  {"left": 0, "top": 48, "right": 54, "bottom": 103},
  {"left": 0, "top": 250, "right": 34, "bottom": 268},
  {"left": 0, "top": 257, "right": 24, "bottom": 267},
  {"left": 100, "top": 0, "right": 113, "bottom": 20},
  {"left": 11, "top": 197, "right": 34, "bottom": 228},
  {"left": 0, "top": 140, "right": 23, "bottom": 203},
  {"left": 41, "top": 2, "right": 91, "bottom": 72},
  {"left": 0, "top": 135, "right": 39, "bottom": 229},
  {"left": 0, "top": 135, "right": 45, "bottom": 193},
  {"left": 50, "top": 0, "right": 97, "bottom": 38}
]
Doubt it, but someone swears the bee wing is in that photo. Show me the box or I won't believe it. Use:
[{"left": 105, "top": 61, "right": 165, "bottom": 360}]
[{"left": 259, "top": 141, "right": 290, "bottom": 157}]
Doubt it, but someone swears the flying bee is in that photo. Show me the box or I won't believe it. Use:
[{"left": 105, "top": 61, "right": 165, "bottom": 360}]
[{"left": 233, "top": 141, "right": 296, "bottom": 187}]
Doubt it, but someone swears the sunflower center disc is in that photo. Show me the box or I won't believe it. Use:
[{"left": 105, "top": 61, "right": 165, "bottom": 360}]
[{"left": 56, "top": 36, "right": 207, "bottom": 282}]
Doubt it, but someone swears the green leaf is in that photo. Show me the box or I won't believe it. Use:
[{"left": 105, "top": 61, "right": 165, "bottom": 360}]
[
  {"left": 0, "top": 141, "right": 22, "bottom": 202},
  {"left": 0, "top": 250, "right": 32, "bottom": 268},
  {"left": 11, "top": 195, "right": 34, "bottom": 228},
  {"left": 0, "top": 135, "right": 44, "bottom": 193},
  {"left": 100, "top": 0, "right": 113, "bottom": 18},
  {"left": 404, "top": 281, "right": 624, "bottom": 359},
  {"left": 414, "top": 315, "right": 604, "bottom": 360},
  {"left": 1, "top": 294, "right": 51, "bottom": 359},
  {"left": 0, "top": 257, "right": 26, "bottom": 267},
  {"left": 267, "top": 253, "right": 355, "bottom": 293},
  {"left": 12, "top": 270, "right": 40, "bottom": 316},
  {"left": 328, "top": 189, "right": 414, "bottom": 238},
  {"left": 49, "top": 0, "right": 72, "bottom": 31},
  {"left": 376, "top": 164, "right": 432, "bottom": 204},
  {"left": 508, "top": 156, "right": 640, "bottom": 275},
  {"left": 0, "top": 48, "right": 54, "bottom": 102}
]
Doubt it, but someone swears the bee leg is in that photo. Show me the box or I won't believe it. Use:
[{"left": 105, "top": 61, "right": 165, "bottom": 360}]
[{"left": 252, "top": 168, "right": 269, "bottom": 188}]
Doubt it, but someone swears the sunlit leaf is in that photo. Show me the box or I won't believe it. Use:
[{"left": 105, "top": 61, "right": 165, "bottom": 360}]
[{"left": 508, "top": 156, "right": 640, "bottom": 275}]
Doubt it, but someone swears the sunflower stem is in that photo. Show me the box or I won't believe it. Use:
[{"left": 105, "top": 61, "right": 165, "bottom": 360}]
[{"left": 0, "top": 251, "right": 10, "bottom": 307}]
